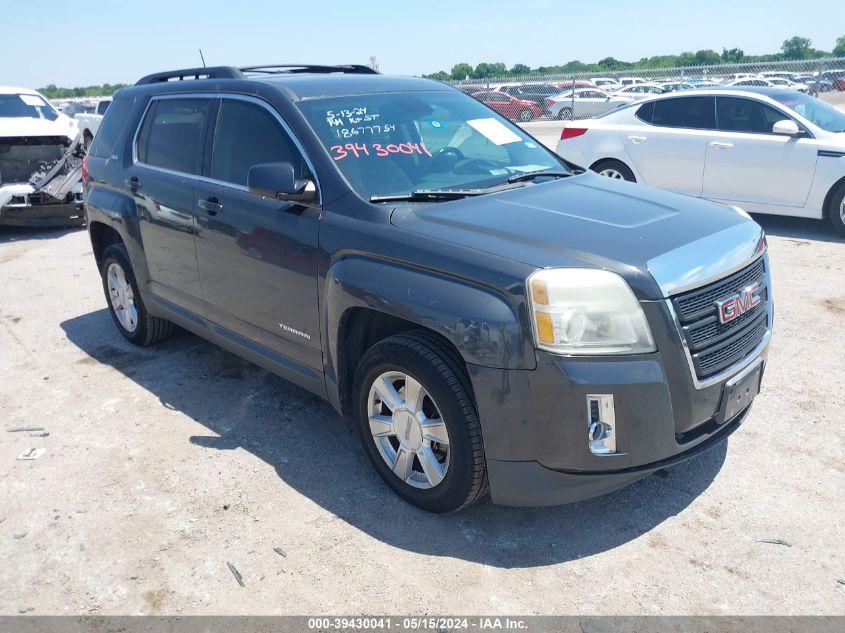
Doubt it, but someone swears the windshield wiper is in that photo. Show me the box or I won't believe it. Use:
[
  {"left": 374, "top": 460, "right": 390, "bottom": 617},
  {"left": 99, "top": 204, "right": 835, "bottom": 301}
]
[
  {"left": 369, "top": 173, "right": 572, "bottom": 203},
  {"left": 505, "top": 169, "right": 571, "bottom": 184},
  {"left": 369, "top": 188, "right": 490, "bottom": 203}
]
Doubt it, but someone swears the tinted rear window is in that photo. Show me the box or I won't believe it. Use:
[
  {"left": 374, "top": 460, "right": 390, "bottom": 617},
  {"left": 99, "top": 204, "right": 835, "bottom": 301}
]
[
  {"left": 88, "top": 97, "right": 134, "bottom": 159},
  {"left": 638, "top": 97, "right": 715, "bottom": 129},
  {"left": 136, "top": 98, "right": 212, "bottom": 174}
]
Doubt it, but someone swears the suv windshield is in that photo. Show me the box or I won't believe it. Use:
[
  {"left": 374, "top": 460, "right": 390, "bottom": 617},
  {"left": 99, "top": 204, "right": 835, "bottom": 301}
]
[
  {"left": 768, "top": 91, "right": 845, "bottom": 133},
  {"left": 0, "top": 93, "right": 59, "bottom": 121},
  {"left": 297, "top": 90, "right": 564, "bottom": 200}
]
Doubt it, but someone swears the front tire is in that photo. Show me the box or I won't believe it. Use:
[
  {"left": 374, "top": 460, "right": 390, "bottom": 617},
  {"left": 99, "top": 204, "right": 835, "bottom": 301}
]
[
  {"left": 591, "top": 159, "right": 636, "bottom": 182},
  {"left": 827, "top": 180, "right": 845, "bottom": 237},
  {"left": 100, "top": 243, "right": 174, "bottom": 346},
  {"left": 353, "top": 331, "right": 488, "bottom": 513},
  {"left": 518, "top": 108, "right": 533, "bottom": 122},
  {"left": 557, "top": 107, "right": 572, "bottom": 120}
]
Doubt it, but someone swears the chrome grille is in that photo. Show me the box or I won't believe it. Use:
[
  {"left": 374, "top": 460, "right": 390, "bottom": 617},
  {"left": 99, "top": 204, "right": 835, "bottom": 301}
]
[
  {"left": 671, "top": 258, "right": 769, "bottom": 381},
  {"left": 685, "top": 286, "right": 769, "bottom": 350},
  {"left": 673, "top": 258, "right": 765, "bottom": 321}
]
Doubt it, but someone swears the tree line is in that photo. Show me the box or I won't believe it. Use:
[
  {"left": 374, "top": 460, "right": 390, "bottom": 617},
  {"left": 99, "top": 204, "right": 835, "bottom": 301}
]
[
  {"left": 32, "top": 35, "right": 845, "bottom": 93},
  {"left": 425, "top": 35, "right": 845, "bottom": 81},
  {"left": 37, "top": 83, "right": 130, "bottom": 99}
]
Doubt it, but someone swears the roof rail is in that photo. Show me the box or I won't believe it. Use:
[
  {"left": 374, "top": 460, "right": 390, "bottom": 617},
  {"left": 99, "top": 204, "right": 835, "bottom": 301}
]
[
  {"left": 134, "top": 66, "right": 245, "bottom": 86},
  {"left": 239, "top": 64, "right": 379, "bottom": 76}
]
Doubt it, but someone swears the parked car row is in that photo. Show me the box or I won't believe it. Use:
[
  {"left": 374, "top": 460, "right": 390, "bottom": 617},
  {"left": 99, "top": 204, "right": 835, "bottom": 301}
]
[
  {"left": 555, "top": 87, "right": 845, "bottom": 235},
  {"left": 463, "top": 69, "right": 845, "bottom": 121}
]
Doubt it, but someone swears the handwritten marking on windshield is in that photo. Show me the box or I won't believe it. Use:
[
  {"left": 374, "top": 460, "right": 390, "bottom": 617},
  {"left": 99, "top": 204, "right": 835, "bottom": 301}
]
[{"left": 330, "top": 142, "right": 433, "bottom": 161}]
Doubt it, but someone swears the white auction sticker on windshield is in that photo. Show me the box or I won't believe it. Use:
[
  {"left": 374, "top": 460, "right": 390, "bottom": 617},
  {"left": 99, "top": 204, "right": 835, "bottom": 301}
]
[
  {"left": 19, "top": 94, "right": 46, "bottom": 107},
  {"left": 467, "top": 118, "right": 522, "bottom": 145}
]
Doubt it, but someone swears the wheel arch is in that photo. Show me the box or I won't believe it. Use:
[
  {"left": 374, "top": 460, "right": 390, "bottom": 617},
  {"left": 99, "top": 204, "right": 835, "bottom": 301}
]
[
  {"left": 89, "top": 221, "right": 124, "bottom": 266},
  {"left": 822, "top": 174, "right": 845, "bottom": 220},
  {"left": 589, "top": 156, "right": 631, "bottom": 172},
  {"left": 85, "top": 185, "right": 150, "bottom": 291},
  {"left": 335, "top": 308, "right": 469, "bottom": 417}
]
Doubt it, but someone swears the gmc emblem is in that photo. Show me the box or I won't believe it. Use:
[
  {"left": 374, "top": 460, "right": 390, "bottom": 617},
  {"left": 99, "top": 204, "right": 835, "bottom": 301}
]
[{"left": 716, "top": 283, "right": 762, "bottom": 324}]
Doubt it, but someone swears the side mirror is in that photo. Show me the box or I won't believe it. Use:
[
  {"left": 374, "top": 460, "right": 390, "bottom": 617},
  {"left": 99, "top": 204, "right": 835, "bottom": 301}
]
[
  {"left": 772, "top": 119, "right": 802, "bottom": 136},
  {"left": 247, "top": 162, "right": 316, "bottom": 204}
]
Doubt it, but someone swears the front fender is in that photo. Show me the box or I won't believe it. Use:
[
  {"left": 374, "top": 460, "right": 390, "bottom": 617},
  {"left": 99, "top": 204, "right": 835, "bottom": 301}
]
[{"left": 324, "top": 255, "right": 535, "bottom": 380}]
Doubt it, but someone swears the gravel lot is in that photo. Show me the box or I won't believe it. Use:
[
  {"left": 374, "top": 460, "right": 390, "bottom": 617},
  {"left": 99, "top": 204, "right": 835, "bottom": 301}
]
[{"left": 1, "top": 200, "right": 844, "bottom": 614}]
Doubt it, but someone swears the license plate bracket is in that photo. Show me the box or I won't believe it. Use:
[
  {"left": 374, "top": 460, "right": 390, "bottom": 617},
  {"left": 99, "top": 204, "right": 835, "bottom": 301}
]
[{"left": 717, "top": 360, "right": 763, "bottom": 424}]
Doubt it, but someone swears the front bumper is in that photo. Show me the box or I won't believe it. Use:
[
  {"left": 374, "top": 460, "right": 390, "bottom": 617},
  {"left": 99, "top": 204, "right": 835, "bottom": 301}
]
[
  {"left": 486, "top": 404, "right": 750, "bottom": 506},
  {"left": 468, "top": 298, "right": 770, "bottom": 507},
  {"left": 0, "top": 200, "right": 84, "bottom": 227},
  {"left": 0, "top": 185, "right": 84, "bottom": 227}
]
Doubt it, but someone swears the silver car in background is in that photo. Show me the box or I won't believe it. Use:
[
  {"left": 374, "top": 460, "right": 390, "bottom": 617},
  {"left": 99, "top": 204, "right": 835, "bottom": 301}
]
[{"left": 545, "top": 88, "right": 632, "bottom": 120}]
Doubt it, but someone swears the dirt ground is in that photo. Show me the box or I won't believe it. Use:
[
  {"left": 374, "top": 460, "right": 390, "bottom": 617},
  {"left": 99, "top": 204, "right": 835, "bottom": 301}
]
[{"left": 0, "top": 212, "right": 843, "bottom": 615}]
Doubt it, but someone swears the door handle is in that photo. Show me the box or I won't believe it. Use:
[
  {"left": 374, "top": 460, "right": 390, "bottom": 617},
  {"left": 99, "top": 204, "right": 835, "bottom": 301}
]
[
  {"left": 198, "top": 197, "right": 223, "bottom": 215},
  {"left": 710, "top": 141, "right": 734, "bottom": 149},
  {"left": 628, "top": 135, "right": 647, "bottom": 143},
  {"left": 124, "top": 176, "right": 140, "bottom": 192}
]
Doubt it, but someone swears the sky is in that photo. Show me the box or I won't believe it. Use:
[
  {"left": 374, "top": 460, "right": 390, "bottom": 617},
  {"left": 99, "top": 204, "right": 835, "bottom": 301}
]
[{"left": 1, "top": 0, "right": 842, "bottom": 88}]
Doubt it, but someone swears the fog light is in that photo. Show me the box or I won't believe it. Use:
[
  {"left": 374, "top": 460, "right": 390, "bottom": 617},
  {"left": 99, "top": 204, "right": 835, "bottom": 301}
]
[{"left": 586, "top": 394, "right": 617, "bottom": 455}]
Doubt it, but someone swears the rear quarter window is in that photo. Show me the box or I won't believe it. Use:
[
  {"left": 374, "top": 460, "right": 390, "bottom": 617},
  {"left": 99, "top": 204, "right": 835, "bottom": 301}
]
[
  {"left": 88, "top": 97, "right": 135, "bottom": 159},
  {"left": 635, "top": 101, "right": 654, "bottom": 123}
]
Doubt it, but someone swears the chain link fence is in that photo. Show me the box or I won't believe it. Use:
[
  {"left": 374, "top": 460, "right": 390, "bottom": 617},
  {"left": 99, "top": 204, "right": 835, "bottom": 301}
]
[{"left": 447, "top": 58, "right": 845, "bottom": 121}]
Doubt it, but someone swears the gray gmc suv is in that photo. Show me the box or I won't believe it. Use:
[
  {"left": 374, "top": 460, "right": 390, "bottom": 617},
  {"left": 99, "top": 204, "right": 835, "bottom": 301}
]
[{"left": 83, "top": 64, "right": 772, "bottom": 513}]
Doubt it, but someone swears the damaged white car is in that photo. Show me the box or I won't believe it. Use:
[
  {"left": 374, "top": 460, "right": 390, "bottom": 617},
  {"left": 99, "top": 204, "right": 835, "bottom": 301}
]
[{"left": 0, "top": 87, "right": 85, "bottom": 227}]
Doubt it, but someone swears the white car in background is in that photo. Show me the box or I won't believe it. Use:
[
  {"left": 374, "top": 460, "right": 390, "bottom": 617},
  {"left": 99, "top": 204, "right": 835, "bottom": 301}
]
[
  {"left": 619, "top": 77, "right": 647, "bottom": 85},
  {"left": 74, "top": 97, "right": 112, "bottom": 148},
  {"left": 658, "top": 81, "right": 696, "bottom": 93},
  {"left": 723, "top": 78, "right": 777, "bottom": 88},
  {"left": 591, "top": 77, "right": 621, "bottom": 90},
  {"left": 0, "top": 86, "right": 85, "bottom": 226},
  {"left": 611, "top": 83, "right": 665, "bottom": 99},
  {"left": 545, "top": 88, "right": 632, "bottom": 119},
  {"left": 765, "top": 77, "right": 810, "bottom": 93},
  {"left": 555, "top": 88, "right": 845, "bottom": 234}
]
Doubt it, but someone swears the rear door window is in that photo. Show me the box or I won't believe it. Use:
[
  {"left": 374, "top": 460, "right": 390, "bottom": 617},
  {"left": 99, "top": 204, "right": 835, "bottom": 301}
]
[
  {"left": 210, "top": 98, "right": 304, "bottom": 186},
  {"left": 136, "top": 98, "right": 212, "bottom": 174},
  {"left": 649, "top": 96, "right": 715, "bottom": 129}
]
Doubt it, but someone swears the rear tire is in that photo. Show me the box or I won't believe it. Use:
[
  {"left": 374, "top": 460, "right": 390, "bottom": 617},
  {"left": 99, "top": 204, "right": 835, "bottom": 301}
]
[
  {"left": 557, "top": 107, "right": 572, "bottom": 120},
  {"left": 518, "top": 109, "right": 533, "bottom": 122},
  {"left": 591, "top": 159, "right": 636, "bottom": 182},
  {"left": 100, "top": 243, "right": 174, "bottom": 346},
  {"left": 352, "top": 331, "right": 488, "bottom": 513},
  {"left": 827, "top": 181, "right": 845, "bottom": 237}
]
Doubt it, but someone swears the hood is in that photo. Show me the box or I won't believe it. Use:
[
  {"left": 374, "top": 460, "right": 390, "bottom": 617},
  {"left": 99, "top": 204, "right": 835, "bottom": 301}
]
[
  {"left": 0, "top": 116, "right": 77, "bottom": 140},
  {"left": 390, "top": 172, "right": 764, "bottom": 300}
]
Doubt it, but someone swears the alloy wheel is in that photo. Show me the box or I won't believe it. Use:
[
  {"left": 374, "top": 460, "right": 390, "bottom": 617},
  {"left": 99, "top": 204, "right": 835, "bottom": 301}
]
[
  {"left": 367, "top": 371, "right": 450, "bottom": 489},
  {"left": 598, "top": 168, "right": 624, "bottom": 179},
  {"left": 107, "top": 262, "right": 138, "bottom": 333}
]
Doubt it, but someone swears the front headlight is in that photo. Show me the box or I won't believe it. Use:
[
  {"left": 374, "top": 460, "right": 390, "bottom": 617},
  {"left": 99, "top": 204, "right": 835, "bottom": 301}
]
[{"left": 527, "top": 268, "right": 656, "bottom": 355}]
